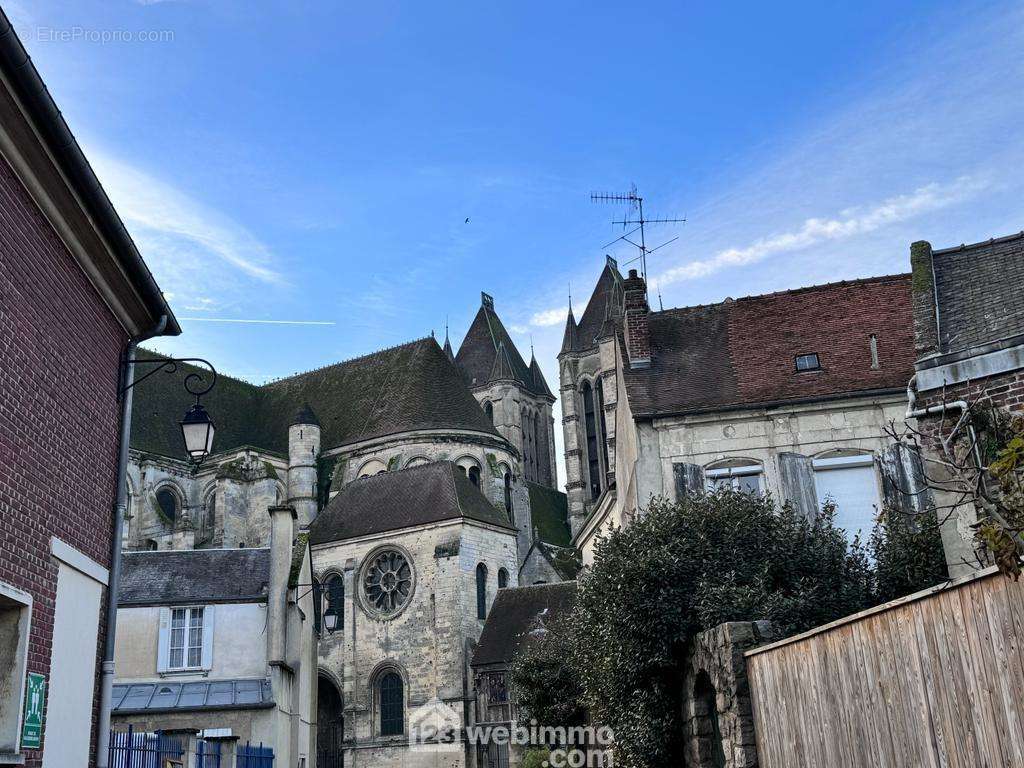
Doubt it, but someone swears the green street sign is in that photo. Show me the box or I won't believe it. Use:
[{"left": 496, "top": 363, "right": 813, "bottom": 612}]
[{"left": 21, "top": 673, "right": 45, "bottom": 750}]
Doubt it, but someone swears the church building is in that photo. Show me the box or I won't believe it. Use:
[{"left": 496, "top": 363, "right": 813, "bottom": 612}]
[{"left": 122, "top": 291, "right": 573, "bottom": 766}]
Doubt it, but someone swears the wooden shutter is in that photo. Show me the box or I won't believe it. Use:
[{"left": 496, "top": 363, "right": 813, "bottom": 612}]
[
  {"left": 876, "top": 444, "right": 931, "bottom": 520},
  {"left": 201, "top": 606, "right": 215, "bottom": 670},
  {"left": 156, "top": 607, "right": 171, "bottom": 673},
  {"left": 778, "top": 452, "right": 818, "bottom": 519},
  {"left": 672, "top": 463, "right": 705, "bottom": 501}
]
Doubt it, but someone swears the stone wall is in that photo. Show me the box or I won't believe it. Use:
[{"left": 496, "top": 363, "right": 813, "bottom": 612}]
[
  {"left": 313, "top": 519, "right": 519, "bottom": 768},
  {"left": 681, "top": 621, "right": 777, "bottom": 768}
]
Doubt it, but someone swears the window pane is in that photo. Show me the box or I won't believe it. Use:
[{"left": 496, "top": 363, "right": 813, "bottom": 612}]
[
  {"left": 170, "top": 647, "right": 184, "bottom": 669},
  {"left": 187, "top": 608, "right": 204, "bottom": 667},
  {"left": 380, "top": 673, "right": 403, "bottom": 736},
  {"left": 814, "top": 464, "right": 880, "bottom": 542},
  {"left": 737, "top": 474, "right": 761, "bottom": 494}
]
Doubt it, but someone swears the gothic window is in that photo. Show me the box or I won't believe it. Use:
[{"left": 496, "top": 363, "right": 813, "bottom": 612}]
[
  {"left": 476, "top": 563, "right": 488, "bottom": 619},
  {"left": 155, "top": 487, "right": 179, "bottom": 522},
  {"left": 484, "top": 401, "right": 494, "bottom": 423},
  {"left": 379, "top": 672, "right": 404, "bottom": 736},
  {"left": 468, "top": 465, "right": 481, "bottom": 488},
  {"left": 503, "top": 472, "right": 513, "bottom": 520},
  {"left": 534, "top": 414, "right": 543, "bottom": 480},
  {"left": 581, "top": 382, "right": 601, "bottom": 500},
  {"left": 324, "top": 574, "right": 345, "bottom": 631},
  {"left": 498, "top": 568, "right": 509, "bottom": 589},
  {"left": 362, "top": 549, "right": 413, "bottom": 617},
  {"left": 521, "top": 409, "right": 532, "bottom": 482},
  {"left": 596, "top": 378, "right": 610, "bottom": 476}
]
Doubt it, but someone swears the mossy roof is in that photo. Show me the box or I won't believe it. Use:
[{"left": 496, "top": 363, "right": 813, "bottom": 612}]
[
  {"left": 526, "top": 482, "right": 571, "bottom": 547},
  {"left": 130, "top": 338, "right": 500, "bottom": 460}
]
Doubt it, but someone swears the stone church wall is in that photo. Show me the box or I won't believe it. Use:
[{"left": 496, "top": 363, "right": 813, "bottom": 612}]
[{"left": 313, "top": 520, "right": 518, "bottom": 768}]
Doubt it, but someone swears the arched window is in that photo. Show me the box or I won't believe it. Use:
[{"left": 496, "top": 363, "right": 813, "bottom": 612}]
[
  {"left": 521, "top": 409, "right": 532, "bottom": 482},
  {"left": 534, "top": 413, "right": 543, "bottom": 481},
  {"left": 705, "top": 458, "right": 763, "bottom": 495},
  {"left": 468, "top": 465, "right": 481, "bottom": 488},
  {"left": 498, "top": 568, "right": 509, "bottom": 589},
  {"left": 581, "top": 382, "right": 601, "bottom": 500},
  {"left": 503, "top": 472, "right": 513, "bottom": 520},
  {"left": 596, "top": 378, "right": 609, "bottom": 475},
  {"left": 358, "top": 458, "right": 388, "bottom": 478},
  {"left": 203, "top": 490, "right": 216, "bottom": 533},
  {"left": 144, "top": 539, "right": 158, "bottom": 551},
  {"left": 155, "top": 487, "right": 179, "bottom": 522},
  {"left": 324, "top": 574, "right": 345, "bottom": 631},
  {"left": 476, "top": 563, "right": 488, "bottom": 619},
  {"left": 379, "top": 672, "right": 404, "bottom": 736},
  {"left": 484, "top": 401, "right": 494, "bottom": 423}
]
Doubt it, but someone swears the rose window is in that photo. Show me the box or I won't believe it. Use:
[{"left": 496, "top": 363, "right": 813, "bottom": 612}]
[{"left": 363, "top": 550, "right": 413, "bottom": 615}]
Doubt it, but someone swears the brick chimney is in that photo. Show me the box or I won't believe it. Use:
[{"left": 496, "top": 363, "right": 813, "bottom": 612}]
[
  {"left": 267, "top": 504, "right": 296, "bottom": 664},
  {"left": 623, "top": 269, "right": 651, "bottom": 369}
]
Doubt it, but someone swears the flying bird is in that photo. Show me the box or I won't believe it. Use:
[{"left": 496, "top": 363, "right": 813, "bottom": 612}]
[{"left": 464, "top": 217, "right": 470, "bottom": 224}]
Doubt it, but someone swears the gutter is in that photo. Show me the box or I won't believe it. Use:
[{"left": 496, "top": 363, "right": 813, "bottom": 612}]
[
  {"left": 97, "top": 315, "right": 170, "bottom": 767},
  {"left": 0, "top": 9, "right": 180, "bottom": 336}
]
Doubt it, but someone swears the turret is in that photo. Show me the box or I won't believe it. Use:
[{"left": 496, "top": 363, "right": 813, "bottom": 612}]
[{"left": 287, "top": 403, "right": 321, "bottom": 527}]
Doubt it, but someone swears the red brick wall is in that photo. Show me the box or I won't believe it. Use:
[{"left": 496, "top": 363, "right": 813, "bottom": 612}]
[
  {"left": 915, "top": 369, "right": 1024, "bottom": 442},
  {"left": 0, "top": 154, "right": 126, "bottom": 766}
]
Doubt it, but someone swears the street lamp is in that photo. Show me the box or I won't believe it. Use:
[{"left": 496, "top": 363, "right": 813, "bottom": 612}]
[
  {"left": 180, "top": 402, "right": 216, "bottom": 461},
  {"left": 301, "top": 578, "right": 342, "bottom": 637},
  {"left": 127, "top": 357, "right": 218, "bottom": 464}
]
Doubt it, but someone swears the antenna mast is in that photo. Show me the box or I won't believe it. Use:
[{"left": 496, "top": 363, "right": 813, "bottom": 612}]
[{"left": 590, "top": 184, "right": 685, "bottom": 288}]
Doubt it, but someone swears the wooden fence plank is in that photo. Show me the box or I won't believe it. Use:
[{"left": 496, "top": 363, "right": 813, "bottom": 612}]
[{"left": 746, "top": 569, "right": 1024, "bottom": 768}]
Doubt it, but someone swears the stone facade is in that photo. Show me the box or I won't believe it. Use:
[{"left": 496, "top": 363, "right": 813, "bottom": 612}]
[
  {"left": 564, "top": 262, "right": 922, "bottom": 566},
  {"left": 680, "top": 621, "right": 777, "bottom": 768},
  {"left": 313, "top": 519, "right": 519, "bottom": 767}
]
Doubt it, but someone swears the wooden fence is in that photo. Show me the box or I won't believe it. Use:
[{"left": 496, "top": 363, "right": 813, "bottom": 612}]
[{"left": 746, "top": 565, "right": 1024, "bottom": 768}]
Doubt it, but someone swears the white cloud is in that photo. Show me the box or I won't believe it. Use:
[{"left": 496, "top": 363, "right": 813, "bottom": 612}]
[
  {"left": 653, "top": 176, "right": 988, "bottom": 289},
  {"left": 89, "top": 151, "right": 281, "bottom": 284},
  {"left": 530, "top": 307, "right": 569, "bottom": 327}
]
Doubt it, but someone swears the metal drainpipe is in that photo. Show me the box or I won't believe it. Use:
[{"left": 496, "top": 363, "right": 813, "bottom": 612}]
[
  {"left": 905, "top": 373, "right": 979, "bottom": 465},
  {"left": 96, "top": 315, "right": 168, "bottom": 768}
]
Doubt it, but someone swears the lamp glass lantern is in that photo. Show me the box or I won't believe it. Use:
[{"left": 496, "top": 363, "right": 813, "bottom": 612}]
[{"left": 179, "top": 402, "right": 216, "bottom": 462}]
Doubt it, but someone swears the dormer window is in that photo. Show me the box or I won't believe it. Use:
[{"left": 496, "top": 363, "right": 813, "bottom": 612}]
[{"left": 795, "top": 353, "right": 821, "bottom": 372}]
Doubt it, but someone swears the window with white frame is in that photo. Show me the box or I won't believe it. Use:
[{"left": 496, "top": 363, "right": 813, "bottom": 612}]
[
  {"left": 813, "top": 453, "right": 880, "bottom": 541},
  {"left": 158, "top": 605, "right": 213, "bottom": 672},
  {"left": 705, "top": 460, "right": 763, "bottom": 494},
  {"left": 170, "top": 607, "right": 204, "bottom": 669}
]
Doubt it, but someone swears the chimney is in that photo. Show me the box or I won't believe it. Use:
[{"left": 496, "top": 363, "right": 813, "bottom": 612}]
[
  {"left": 267, "top": 504, "right": 296, "bottom": 664},
  {"left": 910, "top": 240, "right": 940, "bottom": 359},
  {"left": 623, "top": 269, "right": 651, "bottom": 369}
]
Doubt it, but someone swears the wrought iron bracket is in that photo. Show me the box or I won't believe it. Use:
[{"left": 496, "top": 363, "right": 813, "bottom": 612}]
[{"left": 120, "top": 356, "right": 217, "bottom": 402}]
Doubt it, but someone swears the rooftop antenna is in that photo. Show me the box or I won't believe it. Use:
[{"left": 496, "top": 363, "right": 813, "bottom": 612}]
[{"left": 590, "top": 183, "right": 686, "bottom": 288}]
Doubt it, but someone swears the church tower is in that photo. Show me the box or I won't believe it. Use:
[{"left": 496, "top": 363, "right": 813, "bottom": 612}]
[{"left": 455, "top": 292, "right": 557, "bottom": 488}]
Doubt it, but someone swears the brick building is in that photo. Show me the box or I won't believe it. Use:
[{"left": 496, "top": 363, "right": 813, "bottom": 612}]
[
  {"left": 908, "top": 231, "right": 1024, "bottom": 575},
  {"left": 560, "top": 259, "right": 929, "bottom": 565},
  {"left": 0, "top": 11, "right": 177, "bottom": 767}
]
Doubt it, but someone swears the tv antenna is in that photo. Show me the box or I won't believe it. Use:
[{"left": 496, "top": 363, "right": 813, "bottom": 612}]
[{"left": 590, "top": 183, "right": 686, "bottom": 286}]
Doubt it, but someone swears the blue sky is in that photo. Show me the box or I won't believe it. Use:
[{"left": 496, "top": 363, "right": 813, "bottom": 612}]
[{"left": 8, "top": 0, "right": 1024, "bottom": 484}]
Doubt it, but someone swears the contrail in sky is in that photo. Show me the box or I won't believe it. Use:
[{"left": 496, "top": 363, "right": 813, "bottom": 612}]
[{"left": 179, "top": 317, "right": 336, "bottom": 325}]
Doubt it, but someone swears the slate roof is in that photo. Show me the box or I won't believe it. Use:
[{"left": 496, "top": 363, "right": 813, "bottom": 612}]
[
  {"left": 622, "top": 274, "right": 916, "bottom": 418},
  {"left": 525, "top": 541, "right": 582, "bottom": 582},
  {"left": 526, "top": 482, "right": 571, "bottom": 547},
  {"left": 130, "top": 338, "right": 500, "bottom": 460},
  {"left": 119, "top": 548, "right": 270, "bottom": 606},
  {"left": 111, "top": 679, "right": 274, "bottom": 714},
  {"left": 456, "top": 294, "right": 554, "bottom": 398},
  {"left": 930, "top": 232, "right": 1024, "bottom": 355},
  {"left": 562, "top": 257, "right": 624, "bottom": 354},
  {"left": 472, "top": 582, "right": 578, "bottom": 667},
  {"left": 309, "top": 461, "right": 516, "bottom": 544}
]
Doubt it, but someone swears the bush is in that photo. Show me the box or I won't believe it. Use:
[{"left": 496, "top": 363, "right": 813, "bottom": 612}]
[
  {"left": 509, "top": 615, "right": 586, "bottom": 730},
  {"left": 870, "top": 506, "right": 949, "bottom": 603},
  {"left": 569, "top": 490, "right": 875, "bottom": 768}
]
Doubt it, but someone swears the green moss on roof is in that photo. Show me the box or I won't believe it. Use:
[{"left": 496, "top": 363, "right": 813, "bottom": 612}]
[
  {"left": 526, "top": 482, "right": 571, "bottom": 547},
  {"left": 131, "top": 339, "right": 500, "bottom": 460}
]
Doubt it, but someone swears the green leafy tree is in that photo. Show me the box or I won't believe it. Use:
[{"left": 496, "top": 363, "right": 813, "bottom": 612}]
[
  {"left": 509, "top": 616, "right": 586, "bottom": 730},
  {"left": 568, "top": 490, "right": 875, "bottom": 768},
  {"left": 870, "top": 506, "right": 949, "bottom": 603}
]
